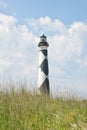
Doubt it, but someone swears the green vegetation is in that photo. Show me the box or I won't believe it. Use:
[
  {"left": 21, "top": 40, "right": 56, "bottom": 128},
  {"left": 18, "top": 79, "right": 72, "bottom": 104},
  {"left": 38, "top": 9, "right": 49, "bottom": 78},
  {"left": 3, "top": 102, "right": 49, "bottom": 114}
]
[{"left": 0, "top": 84, "right": 87, "bottom": 130}]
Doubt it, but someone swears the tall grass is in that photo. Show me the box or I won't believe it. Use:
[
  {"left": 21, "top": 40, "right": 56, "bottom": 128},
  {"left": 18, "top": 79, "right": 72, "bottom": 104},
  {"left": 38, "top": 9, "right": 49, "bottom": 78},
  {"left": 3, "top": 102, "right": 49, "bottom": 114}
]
[{"left": 0, "top": 83, "right": 87, "bottom": 130}]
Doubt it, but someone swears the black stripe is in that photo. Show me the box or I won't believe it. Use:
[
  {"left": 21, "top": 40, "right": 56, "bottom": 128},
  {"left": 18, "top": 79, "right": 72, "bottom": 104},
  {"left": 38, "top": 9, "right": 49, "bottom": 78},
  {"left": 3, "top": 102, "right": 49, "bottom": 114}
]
[
  {"left": 39, "top": 78, "right": 50, "bottom": 94},
  {"left": 41, "top": 50, "right": 47, "bottom": 57},
  {"left": 40, "top": 58, "right": 48, "bottom": 76}
]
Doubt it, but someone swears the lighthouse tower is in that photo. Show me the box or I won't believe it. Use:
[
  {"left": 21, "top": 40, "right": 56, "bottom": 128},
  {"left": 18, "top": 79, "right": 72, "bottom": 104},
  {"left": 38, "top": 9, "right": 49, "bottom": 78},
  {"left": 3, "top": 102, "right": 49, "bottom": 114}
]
[{"left": 38, "top": 34, "right": 50, "bottom": 95}]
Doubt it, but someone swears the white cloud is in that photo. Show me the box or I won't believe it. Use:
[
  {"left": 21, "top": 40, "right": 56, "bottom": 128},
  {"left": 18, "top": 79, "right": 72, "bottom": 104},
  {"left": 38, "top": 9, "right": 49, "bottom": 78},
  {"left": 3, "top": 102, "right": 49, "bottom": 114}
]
[
  {"left": 0, "top": 13, "right": 87, "bottom": 97},
  {"left": 0, "top": 13, "right": 38, "bottom": 84},
  {"left": 26, "top": 16, "right": 66, "bottom": 33},
  {"left": 0, "top": 13, "right": 17, "bottom": 25},
  {"left": 27, "top": 17, "right": 87, "bottom": 68},
  {"left": 0, "top": 1, "right": 8, "bottom": 8}
]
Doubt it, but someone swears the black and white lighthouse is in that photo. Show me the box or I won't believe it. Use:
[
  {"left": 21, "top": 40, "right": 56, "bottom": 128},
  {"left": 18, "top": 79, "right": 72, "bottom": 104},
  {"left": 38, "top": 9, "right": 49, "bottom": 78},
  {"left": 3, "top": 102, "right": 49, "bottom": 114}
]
[{"left": 38, "top": 34, "right": 50, "bottom": 95}]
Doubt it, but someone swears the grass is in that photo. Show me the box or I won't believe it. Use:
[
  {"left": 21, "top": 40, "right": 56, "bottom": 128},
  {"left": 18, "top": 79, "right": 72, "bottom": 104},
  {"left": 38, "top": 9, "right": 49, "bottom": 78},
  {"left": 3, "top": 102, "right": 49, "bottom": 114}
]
[{"left": 0, "top": 83, "right": 87, "bottom": 130}]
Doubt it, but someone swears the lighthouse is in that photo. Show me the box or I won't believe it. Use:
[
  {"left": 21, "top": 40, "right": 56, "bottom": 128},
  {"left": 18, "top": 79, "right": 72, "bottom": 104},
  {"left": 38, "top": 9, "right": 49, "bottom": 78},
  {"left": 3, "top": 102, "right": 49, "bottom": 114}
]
[{"left": 38, "top": 34, "right": 50, "bottom": 95}]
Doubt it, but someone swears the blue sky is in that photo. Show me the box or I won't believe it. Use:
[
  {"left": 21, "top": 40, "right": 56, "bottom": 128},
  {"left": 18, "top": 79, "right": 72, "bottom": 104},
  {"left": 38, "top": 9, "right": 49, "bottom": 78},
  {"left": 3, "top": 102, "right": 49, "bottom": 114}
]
[
  {"left": 0, "top": 0, "right": 87, "bottom": 98},
  {"left": 1, "top": 0, "right": 87, "bottom": 24}
]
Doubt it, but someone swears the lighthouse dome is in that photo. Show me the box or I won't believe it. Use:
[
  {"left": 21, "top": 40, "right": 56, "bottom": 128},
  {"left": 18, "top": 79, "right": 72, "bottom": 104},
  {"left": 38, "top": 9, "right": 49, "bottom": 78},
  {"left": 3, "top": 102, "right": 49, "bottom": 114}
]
[
  {"left": 38, "top": 34, "right": 49, "bottom": 47},
  {"left": 40, "top": 34, "right": 47, "bottom": 42}
]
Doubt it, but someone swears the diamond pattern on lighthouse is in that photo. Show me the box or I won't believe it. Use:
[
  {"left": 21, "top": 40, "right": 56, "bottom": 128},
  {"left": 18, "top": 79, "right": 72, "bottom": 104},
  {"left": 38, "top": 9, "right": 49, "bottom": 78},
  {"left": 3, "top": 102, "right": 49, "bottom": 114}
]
[
  {"left": 39, "top": 51, "right": 45, "bottom": 65},
  {"left": 38, "top": 34, "right": 50, "bottom": 95},
  {"left": 38, "top": 68, "right": 47, "bottom": 87},
  {"left": 41, "top": 50, "right": 47, "bottom": 57},
  {"left": 40, "top": 58, "right": 48, "bottom": 76},
  {"left": 40, "top": 78, "right": 50, "bottom": 94}
]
